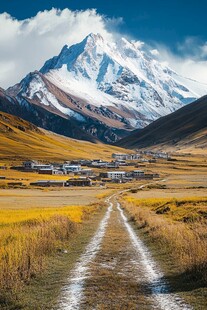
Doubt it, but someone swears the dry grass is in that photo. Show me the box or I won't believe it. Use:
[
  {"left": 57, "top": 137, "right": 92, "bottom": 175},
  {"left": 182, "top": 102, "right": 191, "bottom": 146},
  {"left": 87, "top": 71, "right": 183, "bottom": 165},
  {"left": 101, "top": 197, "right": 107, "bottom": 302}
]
[
  {"left": 0, "top": 188, "right": 110, "bottom": 209},
  {"left": 0, "top": 205, "right": 94, "bottom": 225},
  {"left": 0, "top": 203, "right": 99, "bottom": 300},
  {"left": 129, "top": 187, "right": 207, "bottom": 200},
  {"left": 122, "top": 196, "right": 207, "bottom": 283},
  {"left": 0, "top": 113, "right": 128, "bottom": 162}
]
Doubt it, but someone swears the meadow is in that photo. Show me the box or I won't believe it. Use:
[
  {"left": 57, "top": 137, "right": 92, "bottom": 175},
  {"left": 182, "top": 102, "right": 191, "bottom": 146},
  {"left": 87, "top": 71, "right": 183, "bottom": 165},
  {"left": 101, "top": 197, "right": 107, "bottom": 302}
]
[
  {"left": 0, "top": 111, "right": 128, "bottom": 162},
  {"left": 0, "top": 149, "right": 206, "bottom": 308},
  {"left": 0, "top": 187, "right": 111, "bottom": 209},
  {"left": 122, "top": 195, "right": 207, "bottom": 284},
  {"left": 0, "top": 202, "right": 101, "bottom": 306}
]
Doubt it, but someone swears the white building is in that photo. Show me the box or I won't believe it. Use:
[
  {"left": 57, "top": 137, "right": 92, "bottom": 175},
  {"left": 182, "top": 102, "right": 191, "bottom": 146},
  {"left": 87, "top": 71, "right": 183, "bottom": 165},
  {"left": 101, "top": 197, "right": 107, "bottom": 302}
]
[
  {"left": 112, "top": 153, "right": 140, "bottom": 160},
  {"left": 34, "top": 164, "right": 53, "bottom": 170},
  {"left": 107, "top": 171, "right": 126, "bottom": 180},
  {"left": 63, "top": 165, "right": 81, "bottom": 172}
]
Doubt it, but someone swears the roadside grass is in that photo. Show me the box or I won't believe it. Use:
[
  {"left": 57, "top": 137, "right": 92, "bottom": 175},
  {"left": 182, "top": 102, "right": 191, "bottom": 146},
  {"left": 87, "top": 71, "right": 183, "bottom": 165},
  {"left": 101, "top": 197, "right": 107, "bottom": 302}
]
[
  {"left": 0, "top": 203, "right": 101, "bottom": 307},
  {"left": 122, "top": 196, "right": 207, "bottom": 283},
  {"left": 0, "top": 205, "right": 94, "bottom": 225},
  {"left": 19, "top": 205, "right": 106, "bottom": 310},
  {"left": 96, "top": 190, "right": 115, "bottom": 199}
]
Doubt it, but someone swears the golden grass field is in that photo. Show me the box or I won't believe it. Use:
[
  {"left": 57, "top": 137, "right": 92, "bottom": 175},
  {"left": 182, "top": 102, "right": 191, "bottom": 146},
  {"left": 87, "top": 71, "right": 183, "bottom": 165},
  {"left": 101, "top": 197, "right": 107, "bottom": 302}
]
[
  {"left": 0, "top": 188, "right": 110, "bottom": 209},
  {"left": 117, "top": 153, "right": 207, "bottom": 308},
  {"left": 0, "top": 201, "right": 101, "bottom": 300},
  {"left": 0, "top": 111, "right": 129, "bottom": 162},
  {"left": 121, "top": 195, "right": 207, "bottom": 284}
]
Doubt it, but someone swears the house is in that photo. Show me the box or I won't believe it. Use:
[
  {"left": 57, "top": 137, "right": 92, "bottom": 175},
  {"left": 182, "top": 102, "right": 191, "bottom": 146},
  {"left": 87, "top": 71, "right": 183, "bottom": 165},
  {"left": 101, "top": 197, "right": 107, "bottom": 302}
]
[
  {"left": 34, "top": 164, "right": 53, "bottom": 171},
  {"left": 132, "top": 170, "right": 154, "bottom": 179},
  {"left": 66, "top": 177, "right": 92, "bottom": 187},
  {"left": 106, "top": 171, "right": 126, "bottom": 180},
  {"left": 154, "top": 152, "right": 170, "bottom": 159},
  {"left": 133, "top": 170, "right": 145, "bottom": 178},
  {"left": 38, "top": 169, "right": 64, "bottom": 175},
  {"left": 106, "top": 161, "right": 120, "bottom": 168},
  {"left": 79, "top": 169, "right": 94, "bottom": 176},
  {"left": 51, "top": 163, "right": 63, "bottom": 169},
  {"left": 112, "top": 153, "right": 129, "bottom": 160},
  {"left": 23, "top": 160, "right": 38, "bottom": 170},
  {"left": 112, "top": 153, "right": 140, "bottom": 160},
  {"left": 62, "top": 164, "right": 81, "bottom": 172},
  {"left": 38, "top": 169, "right": 53, "bottom": 175},
  {"left": 79, "top": 160, "right": 92, "bottom": 166},
  {"left": 115, "top": 159, "right": 127, "bottom": 166},
  {"left": 143, "top": 174, "right": 154, "bottom": 179},
  {"left": 90, "top": 160, "right": 108, "bottom": 168},
  {"left": 30, "top": 180, "right": 66, "bottom": 187},
  {"left": 99, "top": 172, "right": 108, "bottom": 178}
]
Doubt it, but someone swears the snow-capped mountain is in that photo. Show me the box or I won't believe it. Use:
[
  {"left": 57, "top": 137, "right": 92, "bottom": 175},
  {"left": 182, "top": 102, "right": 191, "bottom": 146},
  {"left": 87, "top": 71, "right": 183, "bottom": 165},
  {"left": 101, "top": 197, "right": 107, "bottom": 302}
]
[
  {"left": 4, "top": 33, "right": 207, "bottom": 142},
  {"left": 40, "top": 33, "right": 207, "bottom": 127}
]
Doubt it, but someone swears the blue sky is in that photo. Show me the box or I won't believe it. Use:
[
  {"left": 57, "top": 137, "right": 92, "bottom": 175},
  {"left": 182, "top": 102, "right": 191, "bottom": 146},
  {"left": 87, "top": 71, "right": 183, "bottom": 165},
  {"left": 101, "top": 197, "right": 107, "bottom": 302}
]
[
  {"left": 0, "top": 1, "right": 207, "bottom": 87},
  {"left": 1, "top": 0, "right": 207, "bottom": 49}
]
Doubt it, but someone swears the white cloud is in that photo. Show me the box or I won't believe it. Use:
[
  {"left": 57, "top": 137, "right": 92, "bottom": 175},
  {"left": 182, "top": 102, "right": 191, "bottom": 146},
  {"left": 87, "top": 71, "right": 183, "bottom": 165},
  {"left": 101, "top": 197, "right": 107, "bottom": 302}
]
[
  {"left": 200, "top": 43, "right": 207, "bottom": 58},
  {"left": 0, "top": 8, "right": 120, "bottom": 88},
  {"left": 156, "top": 38, "right": 207, "bottom": 84},
  {"left": 0, "top": 10, "right": 207, "bottom": 88},
  {"left": 150, "top": 49, "right": 160, "bottom": 56}
]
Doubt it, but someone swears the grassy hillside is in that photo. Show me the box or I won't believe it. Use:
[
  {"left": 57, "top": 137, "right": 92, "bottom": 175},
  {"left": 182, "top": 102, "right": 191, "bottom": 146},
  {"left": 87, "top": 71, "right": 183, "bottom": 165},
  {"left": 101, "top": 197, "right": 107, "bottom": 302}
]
[
  {"left": 0, "top": 111, "right": 128, "bottom": 162},
  {"left": 116, "top": 96, "right": 207, "bottom": 153}
]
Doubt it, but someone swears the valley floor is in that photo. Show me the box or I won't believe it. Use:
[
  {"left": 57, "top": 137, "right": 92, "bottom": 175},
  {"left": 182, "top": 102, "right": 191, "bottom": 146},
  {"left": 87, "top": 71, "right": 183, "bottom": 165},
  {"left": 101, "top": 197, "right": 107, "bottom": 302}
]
[{"left": 0, "top": 152, "right": 206, "bottom": 309}]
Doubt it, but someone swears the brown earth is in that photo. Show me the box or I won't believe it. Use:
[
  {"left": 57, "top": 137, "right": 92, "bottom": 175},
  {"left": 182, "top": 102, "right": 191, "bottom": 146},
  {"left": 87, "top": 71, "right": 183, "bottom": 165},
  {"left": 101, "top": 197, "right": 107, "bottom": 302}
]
[{"left": 80, "top": 200, "right": 156, "bottom": 309}]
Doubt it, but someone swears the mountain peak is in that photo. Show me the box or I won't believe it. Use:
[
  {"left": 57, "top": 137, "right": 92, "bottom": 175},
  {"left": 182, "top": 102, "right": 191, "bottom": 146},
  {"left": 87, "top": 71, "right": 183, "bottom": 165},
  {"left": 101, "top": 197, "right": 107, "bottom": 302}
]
[
  {"left": 85, "top": 33, "right": 104, "bottom": 43},
  {"left": 4, "top": 33, "right": 207, "bottom": 145},
  {"left": 82, "top": 33, "right": 106, "bottom": 51},
  {"left": 15, "top": 32, "right": 205, "bottom": 132}
]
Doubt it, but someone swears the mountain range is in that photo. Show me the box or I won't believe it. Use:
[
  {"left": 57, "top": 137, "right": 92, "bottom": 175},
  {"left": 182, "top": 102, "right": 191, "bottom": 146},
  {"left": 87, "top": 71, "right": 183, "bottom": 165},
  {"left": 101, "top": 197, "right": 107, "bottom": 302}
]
[
  {"left": 1, "top": 33, "right": 207, "bottom": 143},
  {"left": 116, "top": 95, "right": 207, "bottom": 152}
]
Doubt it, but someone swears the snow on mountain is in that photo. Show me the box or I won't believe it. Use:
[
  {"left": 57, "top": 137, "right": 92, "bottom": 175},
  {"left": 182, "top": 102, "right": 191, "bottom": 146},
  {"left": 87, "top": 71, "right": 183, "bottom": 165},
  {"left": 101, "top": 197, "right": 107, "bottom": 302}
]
[
  {"left": 40, "top": 33, "right": 207, "bottom": 128},
  {"left": 7, "top": 71, "right": 85, "bottom": 122},
  {"left": 5, "top": 33, "right": 207, "bottom": 143}
]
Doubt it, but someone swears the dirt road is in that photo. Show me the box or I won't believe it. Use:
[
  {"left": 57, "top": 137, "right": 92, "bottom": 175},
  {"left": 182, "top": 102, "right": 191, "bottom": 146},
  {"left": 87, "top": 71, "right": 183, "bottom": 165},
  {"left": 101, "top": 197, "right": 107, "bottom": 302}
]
[{"left": 57, "top": 195, "right": 191, "bottom": 310}]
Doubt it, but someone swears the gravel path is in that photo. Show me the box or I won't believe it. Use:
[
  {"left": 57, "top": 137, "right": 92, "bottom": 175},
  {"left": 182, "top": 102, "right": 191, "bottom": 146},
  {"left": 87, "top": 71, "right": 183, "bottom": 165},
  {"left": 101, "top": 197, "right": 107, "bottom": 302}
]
[{"left": 58, "top": 194, "right": 191, "bottom": 310}]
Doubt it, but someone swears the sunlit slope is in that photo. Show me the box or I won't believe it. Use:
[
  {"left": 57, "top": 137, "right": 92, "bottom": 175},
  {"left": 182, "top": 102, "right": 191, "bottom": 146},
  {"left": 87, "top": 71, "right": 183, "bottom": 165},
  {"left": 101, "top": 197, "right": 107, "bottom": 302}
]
[{"left": 0, "top": 111, "right": 127, "bottom": 161}]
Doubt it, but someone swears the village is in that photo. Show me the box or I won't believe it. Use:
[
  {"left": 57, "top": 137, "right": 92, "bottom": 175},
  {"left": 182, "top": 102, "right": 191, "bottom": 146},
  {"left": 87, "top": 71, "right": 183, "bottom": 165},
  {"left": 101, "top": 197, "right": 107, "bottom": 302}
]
[{"left": 0, "top": 151, "right": 171, "bottom": 187}]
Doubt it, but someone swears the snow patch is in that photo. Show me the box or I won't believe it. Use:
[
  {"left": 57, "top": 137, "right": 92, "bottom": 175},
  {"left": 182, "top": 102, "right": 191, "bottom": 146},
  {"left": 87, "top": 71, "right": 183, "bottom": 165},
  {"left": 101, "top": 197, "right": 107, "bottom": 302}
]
[{"left": 22, "top": 74, "right": 85, "bottom": 122}]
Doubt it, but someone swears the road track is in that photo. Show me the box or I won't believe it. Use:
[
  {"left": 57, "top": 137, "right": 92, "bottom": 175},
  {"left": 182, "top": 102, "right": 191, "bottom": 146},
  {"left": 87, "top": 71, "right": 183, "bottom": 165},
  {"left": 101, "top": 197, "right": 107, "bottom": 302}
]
[{"left": 58, "top": 187, "right": 191, "bottom": 310}]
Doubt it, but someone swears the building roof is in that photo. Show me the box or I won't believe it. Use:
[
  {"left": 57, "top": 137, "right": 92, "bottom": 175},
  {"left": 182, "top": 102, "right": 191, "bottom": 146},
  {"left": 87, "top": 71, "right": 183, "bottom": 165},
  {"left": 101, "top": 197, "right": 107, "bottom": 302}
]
[{"left": 107, "top": 171, "right": 126, "bottom": 174}]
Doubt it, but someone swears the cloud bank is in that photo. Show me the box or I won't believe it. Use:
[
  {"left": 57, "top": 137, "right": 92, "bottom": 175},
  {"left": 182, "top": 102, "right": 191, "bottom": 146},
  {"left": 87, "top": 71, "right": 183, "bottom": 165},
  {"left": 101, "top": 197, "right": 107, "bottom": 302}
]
[
  {"left": 156, "top": 37, "right": 207, "bottom": 84},
  {"left": 0, "top": 8, "right": 121, "bottom": 88},
  {"left": 0, "top": 8, "right": 206, "bottom": 88}
]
